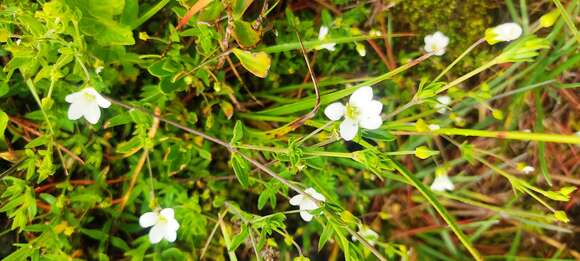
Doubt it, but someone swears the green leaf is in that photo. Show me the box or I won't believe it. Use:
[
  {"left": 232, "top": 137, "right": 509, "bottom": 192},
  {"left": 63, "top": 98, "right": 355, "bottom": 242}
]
[
  {"left": 414, "top": 146, "right": 439, "bottom": 159},
  {"left": 318, "top": 223, "right": 334, "bottom": 251},
  {"left": 230, "top": 153, "right": 250, "bottom": 188},
  {"left": 229, "top": 224, "right": 249, "bottom": 251},
  {"left": 111, "top": 236, "right": 130, "bottom": 251},
  {"left": 0, "top": 109, "right": 8, "bottom": 141},
  {"left": 232, "top": 0, "right": 253, "bottom": 19},
  {"left": 363, "top": 129, "right": 395, "bottom": 141},
  {"left": 25, "top": 136, "right": 49, "bottom": 148},
  {"left": 231, "top": 48, "right": 271, "bottom": 78},
  {"left": 80, "top": 228, "right": 108, "bottom": 240},
  {"left": 80, "top": 17, "right": 135, "bottom": 46},
  {"left": 554, "top": 211, "right": 569, "bottom": 223},
  {"left": 231, "top": 120, "right": 245, "bottom": 144},
  {"left": 232, "top": 20, "right": 260, "bottom": 47}
]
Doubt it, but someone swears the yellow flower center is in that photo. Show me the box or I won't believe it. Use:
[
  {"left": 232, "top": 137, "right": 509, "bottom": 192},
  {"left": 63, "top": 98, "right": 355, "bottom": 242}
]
[
  {"left": 83, "top": 92, "right": 96, "bottom": 102},
  {"left": 157, "top": 214, "right": 168, "bottom": 224},
  {"left": 345, "top": 104, "right": 359, "bottom": 119},
  {"left": 431, "top": 43, "right": 439, "bottom": 51}
]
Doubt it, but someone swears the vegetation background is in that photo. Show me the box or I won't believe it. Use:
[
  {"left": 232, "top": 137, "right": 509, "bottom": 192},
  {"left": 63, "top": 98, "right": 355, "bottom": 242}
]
[{"left": 0, "top": 0, "right": 579, "bottom": 260}]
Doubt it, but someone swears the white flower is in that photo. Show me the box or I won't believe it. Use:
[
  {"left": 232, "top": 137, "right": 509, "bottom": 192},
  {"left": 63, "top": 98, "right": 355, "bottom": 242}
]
[
  {"left": 324, "top": 86, "right": 383, "bottom": 141},
  {"left": 65, "top": 88, "right": 111, "bottom": 124},
  {"left": 435, "top": 95, "right": 451, "bottom": 114},
  {"left": 289, "top": 187, "right": 326, "bottom": 222},
  {"left": 424, "top": 31, "right": 449, "bottom": 56},
  {"left": 485, "top": 23, "right": 523, "bottom": 44},
  {"left": 316, "top": 26, "right": 336, "bottom": 51},
  {"left": 139, "top": 208, "right": 180, "bottom": 244},
  {"left": 522, "top": 165, "right": 535, "bottom": 174},
  {"left": 428, "top": 124, "right": 441, "bottom": 131},
  {"left": 95, "top": 66, "right": 104, "bottom": 75},
  {"left": 431, "top": 175, "right": 454, "bottom": 192},
  {"left": 351, "top": 226, "right": 379, "bottom": 246}
]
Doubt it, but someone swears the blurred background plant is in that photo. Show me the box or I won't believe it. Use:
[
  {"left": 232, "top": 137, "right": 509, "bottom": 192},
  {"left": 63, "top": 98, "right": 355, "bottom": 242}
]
[{"left": 0, "top": 0, "right": 579, "bottom": 260}]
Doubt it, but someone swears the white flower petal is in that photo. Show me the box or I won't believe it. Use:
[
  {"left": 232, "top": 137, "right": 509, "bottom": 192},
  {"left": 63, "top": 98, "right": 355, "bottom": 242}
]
[
  {"left": 359, "top": 100, "right": 383, "bottom": 116},
  {"left": 339, "top": 119, "right": 358, "bottom": 141},
  {"left": 160, "top": 208, "right": 175, "bottom": 219},
  {"left": 289, "top": 194, "right": 304, "bottom": 206},
  {"left": 305, "top": 187, "right": 326, "bottom": 202},
  {"left": 493, "top": 23, "right": 522, "bottom": 41},
  {"left": 428, "top": 124, "right": 441, "bottom": 131},
  {"left": 96, "top": 95, "right": 111, "bottom": 108},
  {"left": 168, "top": 218, "right": 180, "bottom": 231},
  {"left": 522, "top": 166, "right": 535, "bottom": 174},
  {"left": 437, "top": 96, "right": 451, "bottom": 105},
  {"left": 319, "top": 26, "right": 329, "bottom": 40},
  {"left": 65, "top": 92, "right": 82, "bottom": 103},
  {"left": 139, "top": 212, "right": 158, "bottom": 228},
  {"left": 324, "top": 102, "right": 345, "bottom": 121},
  {"left": 67, "top": 102, "right": 85, "bottom": 120},
  {"left": 148, "top": 225, "right": 165, "bottom": 244},
  {"left": 358, "top": 115, "right": 382, "bottom": 130},
  {"left": 300, "top": 211, "right": 314, "bottom": 222},
  {"left": 83, "top": 104, "right": 101, "bottom": 124},
  {"left": 424, "top": 31, "right": 449, "bottom": 56},
  {"left": 349, "top": 86, "right": 373, "bottom": 107},
  {"left": 431, "top": 176, "right": 455, "bottom": 192},
  {"left": 300, "top": 199, "right": 318, "bottom": 211},
  {"left": 164, "top": 229, "right": 177, "bottom": 242}
]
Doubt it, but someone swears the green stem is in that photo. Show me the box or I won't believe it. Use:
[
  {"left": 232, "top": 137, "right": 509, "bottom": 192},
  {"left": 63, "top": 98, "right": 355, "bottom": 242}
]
[
  {"left": 132, "top": 0, "right": 171, "bottom": 29},
  {"left": 393, "top": 126, "right": 580, "bottom": 144},
  {"left": 432, "top": 128, "right": 580, "bottom": 144},
  {"left": 259, "top": 34, "right": 412, "bottom": 53},
  {"left": 551, "top": 0, "right": 579, "bottom": 43},
  {"left": 433, "top": 38, "right": 485, "bottom": 82},
  {"left": 437, "top": 60, "right": 497, "bottom": 94},
  {"left": 234, "top": 144, "right": 354, "bottom": 158}
]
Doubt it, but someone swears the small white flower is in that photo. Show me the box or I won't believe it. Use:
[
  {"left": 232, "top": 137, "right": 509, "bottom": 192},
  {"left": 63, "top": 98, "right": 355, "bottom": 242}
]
[
  {"left": 435, "top": 95, "right": 451, "bottom": 114},
  {"left": 424, "top": 31, "right": 449, "bottom": 56},
  {"left": 428, "top": 124, "right": 441, "bottom": 131},
  {"left": 16, "top": 39, "right": 21, "bottom": 45},
  {"left": 431, "top": 175, "right": 454, "bottom": 192},
  {"left": 351, "top": 226, "right": 379, "bottom": 246},
  {"left": 95, "top": 66, "right": 104, "bottom": 75},
  {"left": 289, "top": 187, "right": 325, "bottom": 222},
  {"left": 316, "top": 26, "right": 336, "bottom": 51},
  {"left": 522, "top": 165, "right": 535, "bottom": 174},
  {"left": 324, "top": 86, "right": 383, "bottom": 141},
  {"left": 485, "top": 23, "right": 523, "bottom": 44},
  {"left": 65, "top": 88, "right": 111, "bottom": 124},
  {"left": 139, "top": 208, "right": 180, "bottom": 244}
]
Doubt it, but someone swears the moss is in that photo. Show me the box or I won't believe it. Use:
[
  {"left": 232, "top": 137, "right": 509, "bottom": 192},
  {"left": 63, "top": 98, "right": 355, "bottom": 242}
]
[{"left": 392, "top": 0, "right": 499, "bottom": 76}]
